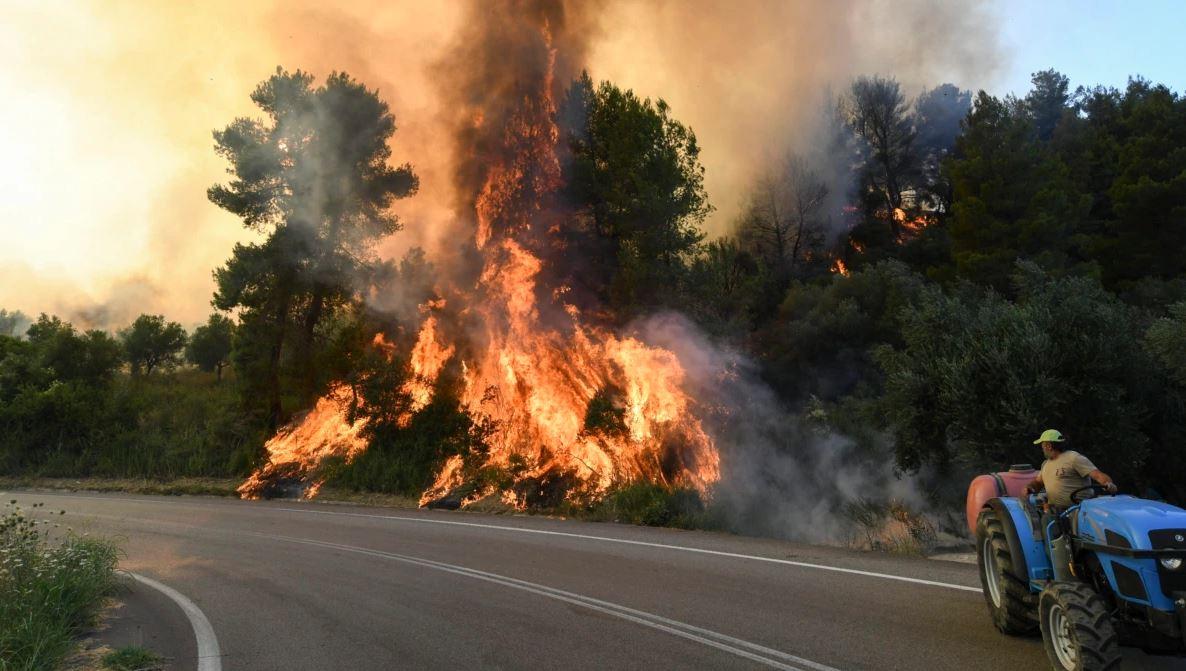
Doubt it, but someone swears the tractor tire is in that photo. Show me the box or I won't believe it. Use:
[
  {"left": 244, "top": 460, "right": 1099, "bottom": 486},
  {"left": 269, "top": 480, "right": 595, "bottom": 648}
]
[
  {"left": 976, "top": 508, "right": 1037, "bottom": 635},
  {"left": 1039, "top": 582, "right": 1121, "bottom": 671}
]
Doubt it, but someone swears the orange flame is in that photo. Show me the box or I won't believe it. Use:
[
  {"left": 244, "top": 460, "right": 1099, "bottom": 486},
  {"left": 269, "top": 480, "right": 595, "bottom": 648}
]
[
  {"left": 891, "top": 207, "right": 934, "bottom": 240},
  {"left": 401, "top": 314, "right": 455, "bottom": 416},
  {"left": 237, "top": 384, "right": 367, "bottom": 500}
]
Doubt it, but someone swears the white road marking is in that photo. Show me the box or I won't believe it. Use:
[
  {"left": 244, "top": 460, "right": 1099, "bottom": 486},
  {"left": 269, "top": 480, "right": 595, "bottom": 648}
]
[
  {"left": 272, "top": 506, "right": 983, "bottom": 593},
  {"left": 126, "top": 571, "right": 222, "bottom": 671},
  {"left": 61, "top": 511, "right": 839, "bottom": 669},
  {"left": 259, "top": 532, "right": 843, "bottom": 671}
]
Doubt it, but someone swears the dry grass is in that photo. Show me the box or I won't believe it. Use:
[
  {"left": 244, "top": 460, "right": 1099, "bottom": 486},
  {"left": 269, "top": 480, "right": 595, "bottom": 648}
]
[
  {"left": 310, "top": 487, "right": 420, "bottom": 509},
  {"left": 0, "top": 477, "right": 240, "bottom": 498},
  {"left": 842, "top": 498, "right": 939, "bottom": 555}
]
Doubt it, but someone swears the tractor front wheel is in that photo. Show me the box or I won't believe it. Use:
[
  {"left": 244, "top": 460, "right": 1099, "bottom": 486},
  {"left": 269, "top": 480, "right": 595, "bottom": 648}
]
[
  {"left": 976, "top": 508, "right": 1037, "bottom": 635},
  {"left": 1039, "top": 582, "right": 1121, "bottom": 671}
]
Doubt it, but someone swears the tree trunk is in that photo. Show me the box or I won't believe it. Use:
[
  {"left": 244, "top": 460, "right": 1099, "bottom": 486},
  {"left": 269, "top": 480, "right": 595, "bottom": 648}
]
[
  {"left": 267, "top": 291, "right": 291, "bottom": 432},
  {"left": 883, "top": 184, "right": 902, "bottom": 239},
  {"left": 300, "top": 287, "right": 325, "bottom": 398},
  {"left": 789, "top": 215, "right": 805, "bottom": 274}
]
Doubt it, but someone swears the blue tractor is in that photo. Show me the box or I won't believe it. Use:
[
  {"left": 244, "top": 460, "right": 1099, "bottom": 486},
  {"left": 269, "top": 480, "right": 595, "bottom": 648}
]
[{"left": 970, "top": 470, "right": 1186, "bottom": 670}]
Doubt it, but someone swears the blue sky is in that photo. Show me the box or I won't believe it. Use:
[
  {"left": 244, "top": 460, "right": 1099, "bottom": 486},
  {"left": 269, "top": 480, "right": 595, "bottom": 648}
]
[{"left": 997, "top": 0, "right": 1186, "bottom": 96}]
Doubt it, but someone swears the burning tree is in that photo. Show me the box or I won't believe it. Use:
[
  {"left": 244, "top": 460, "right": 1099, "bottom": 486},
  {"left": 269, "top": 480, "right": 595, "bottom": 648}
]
[
  {"left": 843, "top": 75, "right": 919, "bottom": 240},
  {"left": 236, "top": 4, "right": 721, "bottom": 506},
  {"left": 209, "top": 68, "right": 419, "bottom": 428}
]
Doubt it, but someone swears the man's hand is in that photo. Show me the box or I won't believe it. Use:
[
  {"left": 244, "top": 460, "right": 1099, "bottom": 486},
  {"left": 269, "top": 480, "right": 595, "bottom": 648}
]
[{"left": 1088, "top": 469, "right": 1117, "bottom": 494}]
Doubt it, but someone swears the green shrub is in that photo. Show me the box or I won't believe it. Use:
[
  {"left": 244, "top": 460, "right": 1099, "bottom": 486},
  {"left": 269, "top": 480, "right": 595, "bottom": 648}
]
[
  {"left": 589, "top": 483, "right": 721, "bottom": 529},
  {"left": 0, "top": 502, "right": 120, "bottom": 671},
  {"left": 878, "top": 264, "right": 1160, "bottom": 484},
  {"left": 328, "top": 386, "right": 493, "bottom": 497},
  {"left": 0, "top": 367, "right": 264, "bottom": 481}
]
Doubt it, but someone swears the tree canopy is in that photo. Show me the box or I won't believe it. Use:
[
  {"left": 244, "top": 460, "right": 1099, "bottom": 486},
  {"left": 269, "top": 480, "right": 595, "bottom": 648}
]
[
  {"left": 187, "top": 314, "right": 235, "bottom": 381},
  {"left": 120, "top": 315, "right": 186, "bottom": 376},
  {"left": 844, "top": 75, "right": 919, "bottom": 238},
  {"left": 558, "top": 72, "right": 710, "bottom": 316},
  {"left": 209, "top": 67, "right": 418, "bottom": 426}
]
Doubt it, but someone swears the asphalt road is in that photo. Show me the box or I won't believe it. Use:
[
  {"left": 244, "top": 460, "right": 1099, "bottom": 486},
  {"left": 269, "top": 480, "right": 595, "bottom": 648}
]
[{"left": 8, "top": 491, "right": 1183, "bottom": 671}]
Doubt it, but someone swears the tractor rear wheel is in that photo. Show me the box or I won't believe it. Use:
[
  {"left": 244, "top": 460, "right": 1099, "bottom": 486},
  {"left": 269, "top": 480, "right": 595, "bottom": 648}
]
[
  {"left": 1039, "top": 582, "right": 1121, "bottom": 670},
  {"left": 976, "top": 508, "right": 1037, "bottom": 635}
]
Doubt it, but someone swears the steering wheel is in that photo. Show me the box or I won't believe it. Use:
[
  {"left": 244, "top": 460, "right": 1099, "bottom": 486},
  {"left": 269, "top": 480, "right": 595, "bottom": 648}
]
[{"left": 1070, "top": 483, "right": 1114, "bottom": 504}]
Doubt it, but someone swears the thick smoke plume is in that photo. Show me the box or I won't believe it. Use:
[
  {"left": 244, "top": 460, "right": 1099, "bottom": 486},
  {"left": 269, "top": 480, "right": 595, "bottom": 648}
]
[
  {"left": 2, "top": 0, "right": 1002, "bottom": 325},
  {"left": 426, "top": 0, "right": 599, "bottom": 288}
]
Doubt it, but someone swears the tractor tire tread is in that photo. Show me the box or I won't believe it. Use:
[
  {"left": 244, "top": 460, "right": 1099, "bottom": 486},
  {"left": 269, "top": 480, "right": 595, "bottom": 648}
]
[
  {"left": 976, "top": 510, "right": 1037, "bottom": 636},
  {"left": 1039, "top": 582, "right": 1121, "bottom": 671}
]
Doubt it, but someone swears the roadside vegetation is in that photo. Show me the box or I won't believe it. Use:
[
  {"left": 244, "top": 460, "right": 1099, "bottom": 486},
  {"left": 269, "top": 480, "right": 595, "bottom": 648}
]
[
  {"left": 578, "top": 484, "right": 725, "bottom": 530},
  {"left": 0, "top": 502, "right": 120, "bottom": 671},
  {"left": 0, "top": 477, "right": 239, "bottom": 498},
  {"left": 100, "top": 646, "right": 164, "bottom": 671},
  {"left": 2, "top": 67, "right": 1185, "bottom": 542}
]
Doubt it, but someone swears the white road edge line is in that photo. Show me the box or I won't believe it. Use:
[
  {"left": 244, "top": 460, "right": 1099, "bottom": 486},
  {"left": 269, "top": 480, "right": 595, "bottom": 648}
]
[
  {"left": 262, "top": 533, "right": 842, "bottom": 671},
  {"left": 126, "top": 571, "right": 222, "bottom": 671},
  {"left": 272, "top": 506, "right": 982, "bottom": 593}
]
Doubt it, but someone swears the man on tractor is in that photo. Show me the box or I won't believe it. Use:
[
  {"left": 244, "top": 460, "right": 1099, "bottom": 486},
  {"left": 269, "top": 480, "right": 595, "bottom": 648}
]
[
  {"left": 1022, "top": 428, "right": 1117, "bottom": 509},
  {"left": 969, "top": 428, "right": 1186, "bottom": 669}
]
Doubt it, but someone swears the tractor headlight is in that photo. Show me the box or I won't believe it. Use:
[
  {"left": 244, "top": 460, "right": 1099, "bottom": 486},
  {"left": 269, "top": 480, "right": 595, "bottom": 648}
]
[{"left": 1160, "top": 557, "right": 1183, "bottom": 570}]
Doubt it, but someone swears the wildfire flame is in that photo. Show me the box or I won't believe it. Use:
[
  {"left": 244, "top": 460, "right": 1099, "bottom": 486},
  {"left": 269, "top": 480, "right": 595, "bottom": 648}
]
[
  {"left": 239, "top": 23, "right": 721, "bottom": 507},
  {"left": 830, "top": 207, "right": 933, "bottom": 276},
  {"left": 237, "top": 384, "right": 367, "bottom": 500},
  {"left": 894, "top": 207, "right": 934, "bottom": 238},
  {"left": 400, "top": 313, "right": 455, "bottom": 421}
]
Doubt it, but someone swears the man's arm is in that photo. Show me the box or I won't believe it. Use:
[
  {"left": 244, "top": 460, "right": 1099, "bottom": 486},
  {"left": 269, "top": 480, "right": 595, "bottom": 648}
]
[
  {"left": 1023, "top": 473, "right": 1044, "bottom": 495},
  {"left": 1074, "top": 452, "right": 1118, "bottom": 493},
  {"left": 1088, "top": 469, "right": 1118, "bottom": 493}
]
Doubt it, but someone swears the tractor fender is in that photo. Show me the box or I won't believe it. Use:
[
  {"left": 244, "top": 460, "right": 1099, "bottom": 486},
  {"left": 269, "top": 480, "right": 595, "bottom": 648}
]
[{"left": 985, "top": 497, "right": 1051, "bottom": 586}]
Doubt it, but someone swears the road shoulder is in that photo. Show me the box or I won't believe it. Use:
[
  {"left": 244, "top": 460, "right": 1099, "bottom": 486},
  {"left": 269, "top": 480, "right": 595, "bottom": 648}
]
[{"left": 62, "top": 575, "right": 200, "bottom": 671}]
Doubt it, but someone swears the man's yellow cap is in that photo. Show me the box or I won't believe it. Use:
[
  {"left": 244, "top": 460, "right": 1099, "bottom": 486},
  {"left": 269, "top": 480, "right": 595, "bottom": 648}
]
[{"left": 1033, "top": 429, "right": 1066, "bottom": 444}]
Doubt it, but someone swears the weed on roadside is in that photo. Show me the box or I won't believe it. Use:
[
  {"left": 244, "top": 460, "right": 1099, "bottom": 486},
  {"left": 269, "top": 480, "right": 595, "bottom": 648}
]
[
  {"left": 0, "top": 502, "right": 120, "bottom": 671},
  {"left": 101, "top": 645, "right": 165, "bottom": 671}
]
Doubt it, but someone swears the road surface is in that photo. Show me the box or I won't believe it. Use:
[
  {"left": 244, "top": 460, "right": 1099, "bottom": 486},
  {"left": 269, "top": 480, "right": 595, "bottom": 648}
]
[{"left": 7, "top": 491, "right": 1181, "bottom": 670}]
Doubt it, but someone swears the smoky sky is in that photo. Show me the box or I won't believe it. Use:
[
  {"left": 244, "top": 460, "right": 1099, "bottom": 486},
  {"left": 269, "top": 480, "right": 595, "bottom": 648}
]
[{"left": 0, "top": 0, "right": 1004, "bottom": 328}]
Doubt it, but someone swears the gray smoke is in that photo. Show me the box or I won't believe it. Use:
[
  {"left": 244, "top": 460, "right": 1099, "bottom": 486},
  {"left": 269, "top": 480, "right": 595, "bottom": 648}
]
[
  {"left": 587, "top": 0, "right": 1005, "bottom": 237},
  {"left": 0, "top": 309, "right": 32, "bottom": 338},
  {"left": 636, "top": 312, "right": 925, "bottom": 543}
]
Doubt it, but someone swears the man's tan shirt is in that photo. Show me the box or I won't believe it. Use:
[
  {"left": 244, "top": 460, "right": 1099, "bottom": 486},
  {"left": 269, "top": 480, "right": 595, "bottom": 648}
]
[{"left": 1041, "top": 449, "right": 1097, "bottom": 508}]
